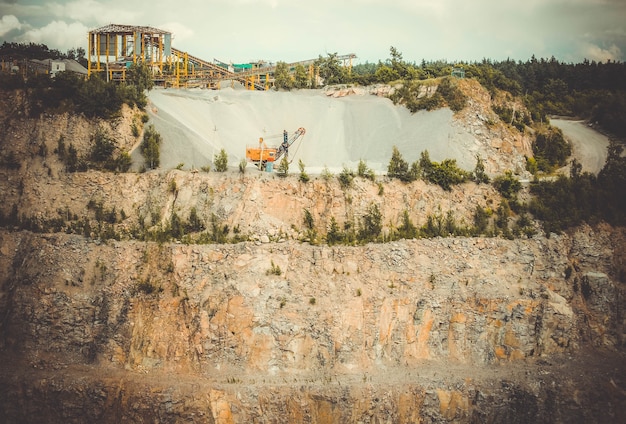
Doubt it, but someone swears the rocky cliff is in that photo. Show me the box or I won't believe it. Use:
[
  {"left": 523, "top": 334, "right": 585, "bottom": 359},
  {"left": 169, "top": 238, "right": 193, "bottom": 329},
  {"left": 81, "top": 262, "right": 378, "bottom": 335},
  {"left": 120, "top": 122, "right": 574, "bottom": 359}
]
[
  {"left": 0, "top": 88, "right": 625, "bottom": 423},
  {"left": 1, "top": 222, "right": 625, "bottom": 422}
]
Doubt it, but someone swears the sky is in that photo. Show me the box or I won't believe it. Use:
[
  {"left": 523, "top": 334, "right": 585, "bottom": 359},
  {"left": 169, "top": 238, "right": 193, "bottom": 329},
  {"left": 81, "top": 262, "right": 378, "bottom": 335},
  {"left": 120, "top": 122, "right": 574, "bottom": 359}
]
[{"left": 0, "top": 0, "right": 624, "bottom": 65}]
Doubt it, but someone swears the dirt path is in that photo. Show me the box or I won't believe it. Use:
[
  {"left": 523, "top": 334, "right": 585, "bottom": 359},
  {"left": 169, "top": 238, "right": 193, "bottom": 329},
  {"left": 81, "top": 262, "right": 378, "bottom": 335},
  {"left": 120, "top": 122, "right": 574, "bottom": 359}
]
[{"left": 551, "top": 119, "right": 610, "bottom": 174}]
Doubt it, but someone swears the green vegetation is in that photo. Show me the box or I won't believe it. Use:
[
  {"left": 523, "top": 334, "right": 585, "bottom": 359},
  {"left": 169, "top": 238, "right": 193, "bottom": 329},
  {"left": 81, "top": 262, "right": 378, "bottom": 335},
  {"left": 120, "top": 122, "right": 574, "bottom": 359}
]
[
  {"left": 214, "top": 149, "right": 228, "bottom": 172},
  {"left": 239, "top": 159, "right": 247, "bottom": 174},
  {"left": 277, "top": 156, "right": 289, "bottom": 177},
  {"left": 387, "top": 147, "right": 470, "bottom": 190},
  {"left": 492, "top": 170, "right": 522, "bottom": 200},
  {"left": 141, "top": 125, "right": 162, "bottom": 169},
  {"left": 532, "top": 126, "right": 572, "bottom": 172},
  {"left": 357, "top": 159, "right": 376, "bottom": 181},
  {"left": 298, "top": 159, "right": 310, "bottom": 182},
  {"left": 53, "top": 126, "right": 132, "bottom": 172},
  {"left": 338, "top": 166, "right": 355, "bottom": 189},
  {"left": 266, "top": 260, "right": 282, "bottom": 276},
  {"left": 529, "top": 142, "right": 626, "bottom": 233},
  {"left": 274, "top": 62, "right": 292, "bottom": 91}
]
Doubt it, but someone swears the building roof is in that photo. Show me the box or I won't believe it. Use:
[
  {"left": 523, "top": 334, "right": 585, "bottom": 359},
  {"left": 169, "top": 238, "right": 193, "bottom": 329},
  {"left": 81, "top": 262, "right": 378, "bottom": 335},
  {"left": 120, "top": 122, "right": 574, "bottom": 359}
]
[{"left": 90, "top": 24, "right": 171, "bottom": 35}]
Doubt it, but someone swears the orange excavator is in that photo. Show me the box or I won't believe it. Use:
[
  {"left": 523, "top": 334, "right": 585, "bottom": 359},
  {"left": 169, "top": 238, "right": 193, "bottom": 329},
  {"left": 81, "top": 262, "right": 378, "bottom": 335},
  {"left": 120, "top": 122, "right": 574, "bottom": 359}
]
[{"left": 245, "top": 127, "right": 306, "bottom": 171}]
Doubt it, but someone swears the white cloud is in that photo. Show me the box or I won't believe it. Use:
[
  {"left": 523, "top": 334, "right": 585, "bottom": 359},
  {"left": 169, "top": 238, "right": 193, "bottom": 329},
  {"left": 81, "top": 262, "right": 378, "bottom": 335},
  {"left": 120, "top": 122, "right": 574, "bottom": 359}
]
[
  {"left": 46, "top": 0, "right": 141, "bottom": 26},
  {"left": 0, "top": 14, "right": 22, "bottom": 37},
  {"left": 18, "top": 20, "right": 89, "bottom": 52},
  {"left": 581, "top": 42, "right": 623, "bottom": 62},
  {"left": 160, "top": 22, "right": 194, "bottom": 43}
]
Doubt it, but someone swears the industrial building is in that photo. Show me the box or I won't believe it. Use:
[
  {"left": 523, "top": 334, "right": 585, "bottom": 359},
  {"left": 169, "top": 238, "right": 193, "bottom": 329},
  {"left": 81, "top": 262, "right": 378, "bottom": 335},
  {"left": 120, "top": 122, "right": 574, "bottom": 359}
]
[{"left": 87, "top": 23, "right": 355, "bottom": 90}]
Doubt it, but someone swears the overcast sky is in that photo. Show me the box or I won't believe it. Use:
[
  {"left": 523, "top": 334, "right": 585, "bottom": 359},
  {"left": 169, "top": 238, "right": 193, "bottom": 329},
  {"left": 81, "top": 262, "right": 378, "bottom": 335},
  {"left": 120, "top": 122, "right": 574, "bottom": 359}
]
[{"left": 1, "top": 0, "right": 624, "bottom": 65}]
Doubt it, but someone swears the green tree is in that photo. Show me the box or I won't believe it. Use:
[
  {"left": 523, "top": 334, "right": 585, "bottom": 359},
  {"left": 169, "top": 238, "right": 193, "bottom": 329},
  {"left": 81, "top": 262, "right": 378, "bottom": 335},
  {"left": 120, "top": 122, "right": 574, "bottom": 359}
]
[
  {"left": 214, "top": 149, "right": 228, "bottom": 172},
  {"left": 293, "top": 64, "right": 309, "bottom": 89},
  {"left": 326, "top": 216, "right": 343, "bottom": 245},
  {"left": 274, "top": 62, "right": 293, "bottom": 90},
  {"left": 472, "top": 205, "right": 490, "bottom": 235},
  {"left": 90, "top": 126, "right": 117, "bottom": 169},
  {"left": 298, "top": 159, "right": 309, "bottom": 182},
  {"left": 396, "top": 210, "right": 418, "bottom": 240},
  {"left": 338, "top": 166, "right": 355, "bottom": 188},
  {"left": 186, "top": 207, "right": 204, "bottom": 233},
  {"left": 473, "top": 155, "right": 490, "bottom": 184},
  {"left": 126, "top": 62, "right": 154, "bottom": 93},
  {"left": 492, "top": 170, "right": 522, "bottom": 200},
  {"left": 357, "top": 159, "right": 376, "bottom": 181},
  {"left": 533, "top": 126, "right": 571, "bottom": 171},
  {"left": 315, "top": 53, "right": 348, "bottom": 85},
  {"left": 358, "top": 203, "right": 382, "bottom": 243},
  {"left": 277, "top": 156, "right": 289, "bottom": 177},
  {"left": 141, "top": 125, "right": 162, "bottom": 169},
  {"left": 374, "top": 65, "right": 399, "bottom": 83},
  {"left": 387, "top": 146, "right": 411, "bottom": 182}
]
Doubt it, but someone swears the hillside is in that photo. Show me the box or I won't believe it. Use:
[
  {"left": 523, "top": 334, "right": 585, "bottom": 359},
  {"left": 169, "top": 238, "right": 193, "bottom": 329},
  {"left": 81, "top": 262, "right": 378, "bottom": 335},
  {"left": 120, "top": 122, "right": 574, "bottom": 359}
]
[
  {"left": 147, "top": 79, "right": 534, "bottom": 176},
  {"left": 0, "top": 83, "right": 625, "bottom": 423}
]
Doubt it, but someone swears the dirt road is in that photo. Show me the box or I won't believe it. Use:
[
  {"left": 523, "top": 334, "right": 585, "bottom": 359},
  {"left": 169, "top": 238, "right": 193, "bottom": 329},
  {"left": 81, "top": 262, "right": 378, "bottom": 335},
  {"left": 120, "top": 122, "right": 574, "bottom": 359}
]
[{"left": 551, "top": 118, "right": 609, "bottom": 174}]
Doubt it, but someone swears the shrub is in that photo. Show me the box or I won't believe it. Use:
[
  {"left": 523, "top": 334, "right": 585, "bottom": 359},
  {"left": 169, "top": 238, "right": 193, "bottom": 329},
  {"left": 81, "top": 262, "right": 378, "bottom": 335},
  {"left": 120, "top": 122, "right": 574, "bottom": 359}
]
[
  {"left": 338, "top": 166, "right": 355, "bottom": 188},
  {"left": 141, "top": 125, "right": 162, "bottom": 169},
  {"left": 326, "top": 216, "right": 343, "bottom": 245},
  {"left": 266, "top": 260, "right": 282, "bottom": 276},
  {"left": 90, "top": 126, "right": 117, "bottom": 169},
  {"left": 473, "top": 155, "right": 490, "bottom": 184},
  {"left": 492, "top": 170, "right": 522, "bottom": 200},
  {"left": 214, "top": 149, "right": 228, "bottom": 172},
  {"left": 358, "top": 203, "right": 382, "bottom": 243},
  {"left": 277, "top": 156, "right": 289, "bottom": 177},
  {"left": 321, "top": 166, "right": 333, "bottom": 181},
  {"left": 357, "top": 159, "right": 376, "bottom": 181},
  {"left": 396, "top": 210, "right": 418, "bottom": 240},
  {"left": 387, "top": 146, "right": 411, "bottom": 182},
  {"left": 186, "top": 207, "right": 204, "bottom": 232},
  {"left": 532, "top": 126, "right": 572, "bottom": 171},
  {"left": 298, "top": 159, "right": 309, "bottom": 182},
  {"left": 437, "top": 77, "right": 467, "bottom": 112}
]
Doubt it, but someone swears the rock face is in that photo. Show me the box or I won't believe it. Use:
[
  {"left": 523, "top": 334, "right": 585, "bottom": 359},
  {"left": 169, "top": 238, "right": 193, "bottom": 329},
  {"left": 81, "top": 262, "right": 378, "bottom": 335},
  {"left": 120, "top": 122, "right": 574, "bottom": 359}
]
[
  {"left": 1, "top": 224, "right": 625, "bottom": 423},
  {"left": 0, "top": 89, "right": 625, "bottom": 422}
]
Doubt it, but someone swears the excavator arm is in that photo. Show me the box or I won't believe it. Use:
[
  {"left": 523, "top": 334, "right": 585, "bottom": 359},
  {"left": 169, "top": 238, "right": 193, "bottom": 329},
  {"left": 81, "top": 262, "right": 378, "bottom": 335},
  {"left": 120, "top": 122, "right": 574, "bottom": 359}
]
[{"left": 275, "top": 127, "right": 306, "bottom": 162}]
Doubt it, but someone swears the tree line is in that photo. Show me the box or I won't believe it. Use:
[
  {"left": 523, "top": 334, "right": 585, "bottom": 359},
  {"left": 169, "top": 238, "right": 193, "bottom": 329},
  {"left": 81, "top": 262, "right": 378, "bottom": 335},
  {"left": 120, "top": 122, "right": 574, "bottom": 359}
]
[{"left": 274, "top": 47, "right": 626, "bottom": 138}]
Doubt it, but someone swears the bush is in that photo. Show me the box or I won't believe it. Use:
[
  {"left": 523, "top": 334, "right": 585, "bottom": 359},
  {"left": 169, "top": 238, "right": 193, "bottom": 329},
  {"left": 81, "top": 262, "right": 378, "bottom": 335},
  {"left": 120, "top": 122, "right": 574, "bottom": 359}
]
[
  {"left": 214, "top": 149, "right": 228, "bottom": 172},
  {"left": 298, "top": 159, "right": 309, "bottom": 182},
  {"left": 326, "top": 216, "right": 343, "bottom": 245},
  {"left": 338, "top": 166, "right": 355, "bottom": 188},
  {"left": 387, "top": 146, "right": 415, "bottom": 182},
  {"left": 492, "top": 170, "right": 522, "bottom": 199},
  {"left": 426, "top": 159, "right": 470, "bottom": 191},
  {"left": 277, "top": 156, "right": 289, "bottom": 177},
  {"left": 532, "top": 126, "right": 572, "bottom": 171},
  {"left": 358, "top": 203, "right": 382, "bottom": 243},
  {"left": 437, "top": 77, "right": 468, "bottom": 112},
  {"left": 239, "top": 158, "right": 247, "bottom": 174},
  {"left": 473, "top": 155, "right": 490, "bottom": 184},
  {"left": 266, "top": 260, "right": 282, "bottom": 276},
  {"left": 396, "top": 210, "right": 418, "bottom": 240},
  {"left": 357, "top": 159, "right": 376, "bottom": 181},
  {"left": 141, "top": 125, "right": 162, "bottom": 169},
  {"left": 90, "top": 126, "right": 117, "bottom": 170}
]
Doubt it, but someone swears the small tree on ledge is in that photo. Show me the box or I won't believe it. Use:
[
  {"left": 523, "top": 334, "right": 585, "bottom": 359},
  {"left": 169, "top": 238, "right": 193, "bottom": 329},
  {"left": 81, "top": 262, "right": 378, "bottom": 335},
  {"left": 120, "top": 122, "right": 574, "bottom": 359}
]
[{"left": 277, "top": 156, "right": 289, "bottom": 177}]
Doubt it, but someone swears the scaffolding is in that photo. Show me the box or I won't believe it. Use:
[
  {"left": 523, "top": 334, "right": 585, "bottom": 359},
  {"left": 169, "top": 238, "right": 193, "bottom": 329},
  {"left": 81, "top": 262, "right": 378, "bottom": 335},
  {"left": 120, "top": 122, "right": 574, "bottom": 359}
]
[
  {"left": 87, "top": 24, "right": 172, "bottom": 82},
  {"left": 87, "top": 24, "right": 356, "bottom": 90}
]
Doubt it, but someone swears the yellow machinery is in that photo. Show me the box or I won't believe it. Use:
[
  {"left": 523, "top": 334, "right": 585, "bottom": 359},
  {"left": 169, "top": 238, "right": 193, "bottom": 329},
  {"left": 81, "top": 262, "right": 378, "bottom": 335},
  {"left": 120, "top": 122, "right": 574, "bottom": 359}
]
[{"left": 246, "top": 127, "right": 306, "bottom": 171}]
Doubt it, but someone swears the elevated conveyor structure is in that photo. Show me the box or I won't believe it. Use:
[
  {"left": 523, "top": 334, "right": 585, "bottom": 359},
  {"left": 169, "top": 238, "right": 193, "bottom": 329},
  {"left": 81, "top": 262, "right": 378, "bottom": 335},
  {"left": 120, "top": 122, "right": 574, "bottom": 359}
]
[{"left": 87, "top": 23, "right": 355, "bottom": 90}]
